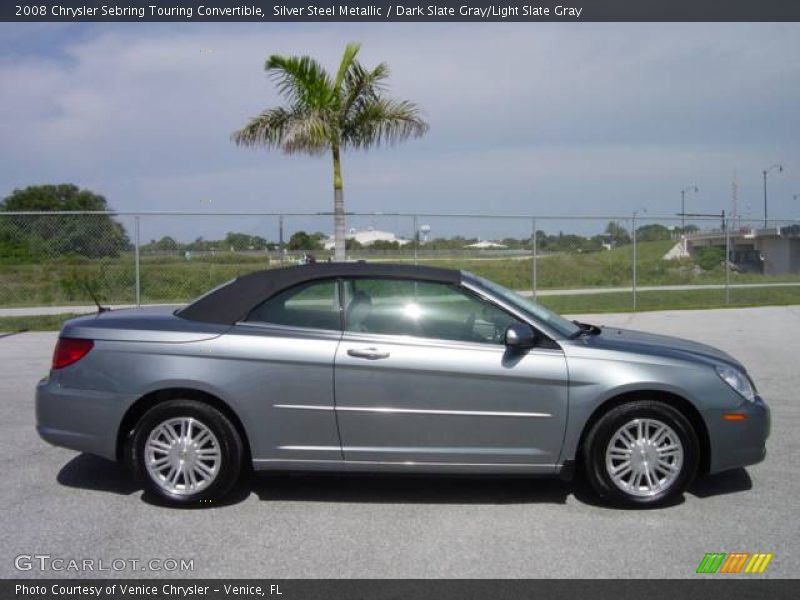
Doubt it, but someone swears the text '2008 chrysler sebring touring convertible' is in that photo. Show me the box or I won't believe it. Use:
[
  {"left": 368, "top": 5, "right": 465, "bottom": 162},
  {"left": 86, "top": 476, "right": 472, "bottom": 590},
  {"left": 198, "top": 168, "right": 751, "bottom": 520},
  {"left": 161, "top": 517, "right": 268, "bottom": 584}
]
[{"left": 36, "top": 263, "right": 769, "bottom": 507}]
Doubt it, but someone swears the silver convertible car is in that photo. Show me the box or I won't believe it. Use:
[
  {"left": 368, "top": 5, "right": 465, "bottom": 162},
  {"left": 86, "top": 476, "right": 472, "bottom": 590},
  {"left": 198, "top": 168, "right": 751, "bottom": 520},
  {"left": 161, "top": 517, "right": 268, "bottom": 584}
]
[{"left": 36, "top": 263, "right": 769, "bottom": 507}]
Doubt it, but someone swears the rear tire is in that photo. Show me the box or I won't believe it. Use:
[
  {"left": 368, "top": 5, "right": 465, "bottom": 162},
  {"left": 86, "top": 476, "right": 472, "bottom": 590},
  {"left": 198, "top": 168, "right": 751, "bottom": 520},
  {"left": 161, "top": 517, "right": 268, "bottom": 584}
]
[
  {"left": 129, "top": 399, "right": 244, "bottom": 506},
  {"left": 583, "top": 401, "right": 699, "bottom": 507}
]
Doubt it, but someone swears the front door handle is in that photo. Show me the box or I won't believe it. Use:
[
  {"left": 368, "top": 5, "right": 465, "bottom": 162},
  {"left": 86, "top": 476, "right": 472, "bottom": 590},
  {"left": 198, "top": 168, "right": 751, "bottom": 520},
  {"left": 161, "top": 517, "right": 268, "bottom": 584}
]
[{"left": 347, "top": 347, "right": 390, "bottom": 360}]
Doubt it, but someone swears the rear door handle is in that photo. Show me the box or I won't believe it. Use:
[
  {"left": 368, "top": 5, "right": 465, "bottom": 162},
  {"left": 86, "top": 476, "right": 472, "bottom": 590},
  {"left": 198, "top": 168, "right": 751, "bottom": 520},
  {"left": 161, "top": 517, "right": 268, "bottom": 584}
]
[{"left": 347, "top": 347, "right": 390, "bottom": 360}]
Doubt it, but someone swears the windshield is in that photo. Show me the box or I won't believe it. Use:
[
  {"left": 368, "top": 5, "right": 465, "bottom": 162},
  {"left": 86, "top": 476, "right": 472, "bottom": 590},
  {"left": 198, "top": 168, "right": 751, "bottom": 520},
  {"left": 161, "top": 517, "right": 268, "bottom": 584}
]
[{"left": 464, "top": 272, "right": 581, "bottom": 338}]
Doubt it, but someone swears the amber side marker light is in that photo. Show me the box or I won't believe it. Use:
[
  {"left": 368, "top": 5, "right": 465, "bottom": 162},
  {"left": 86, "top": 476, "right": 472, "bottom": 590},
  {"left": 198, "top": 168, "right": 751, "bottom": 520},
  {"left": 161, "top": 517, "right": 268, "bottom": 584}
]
[{"left": 722, "top": 413, "right": 747, "bottom": 422}]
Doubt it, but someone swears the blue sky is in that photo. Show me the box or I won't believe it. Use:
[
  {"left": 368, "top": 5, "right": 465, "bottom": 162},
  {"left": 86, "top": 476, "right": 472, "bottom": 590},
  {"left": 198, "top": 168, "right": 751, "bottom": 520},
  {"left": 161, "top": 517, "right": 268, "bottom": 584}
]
[{"left": 1, "top": 22, "right": 798, "bottom": 241}]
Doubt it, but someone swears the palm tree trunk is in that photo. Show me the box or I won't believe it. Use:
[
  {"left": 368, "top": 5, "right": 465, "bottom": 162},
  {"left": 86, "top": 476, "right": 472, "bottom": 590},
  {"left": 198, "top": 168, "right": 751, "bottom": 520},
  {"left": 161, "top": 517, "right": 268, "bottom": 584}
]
[{"left": 332, "top": 144, "right": 346, "bottom": 262}]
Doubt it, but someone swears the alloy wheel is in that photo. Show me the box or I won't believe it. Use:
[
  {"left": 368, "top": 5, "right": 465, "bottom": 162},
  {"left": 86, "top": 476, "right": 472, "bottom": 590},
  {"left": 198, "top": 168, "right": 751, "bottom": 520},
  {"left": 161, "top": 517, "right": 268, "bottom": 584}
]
[
  {"left": 604, "top": 418, "right": 684, "bottom": 497},
  {"left": 144, "top": 417, "right": 222, "bottom": 496}
]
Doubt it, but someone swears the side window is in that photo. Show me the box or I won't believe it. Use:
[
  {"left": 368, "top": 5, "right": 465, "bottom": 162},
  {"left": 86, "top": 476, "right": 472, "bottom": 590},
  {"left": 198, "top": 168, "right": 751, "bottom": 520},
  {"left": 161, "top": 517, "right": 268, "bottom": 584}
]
[
  {"left": 343, "top": 278, "right": 520, "bottom": 344},
  {"left": 246, "top": 279, "right": 340, "bottom": 331}
]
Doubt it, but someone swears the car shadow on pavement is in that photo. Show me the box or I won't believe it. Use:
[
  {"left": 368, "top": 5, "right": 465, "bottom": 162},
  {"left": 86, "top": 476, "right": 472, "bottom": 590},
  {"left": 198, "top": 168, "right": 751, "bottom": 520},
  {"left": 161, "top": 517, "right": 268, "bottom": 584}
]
[
  {"left": 57, "top": 453, "right": 140, "bottom": 495},
  {"left": 57, "top": 453, "right": 753, "bottom": 508},
  {"left": 57, "top": 454, "right": 576, "bottom": 505},
  {"left": 688, "top": 468, "right": 752, "bottom": 498},
  {"left": 250, "top": 473, "right": 574, "bottom": 505}
]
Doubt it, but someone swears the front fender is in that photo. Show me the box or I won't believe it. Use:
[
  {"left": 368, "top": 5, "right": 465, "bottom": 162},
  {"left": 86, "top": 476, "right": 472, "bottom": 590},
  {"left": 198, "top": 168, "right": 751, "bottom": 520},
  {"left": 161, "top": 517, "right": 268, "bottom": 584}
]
[{"left": 559, "top": 352, "right": 736, "bottom": 465}]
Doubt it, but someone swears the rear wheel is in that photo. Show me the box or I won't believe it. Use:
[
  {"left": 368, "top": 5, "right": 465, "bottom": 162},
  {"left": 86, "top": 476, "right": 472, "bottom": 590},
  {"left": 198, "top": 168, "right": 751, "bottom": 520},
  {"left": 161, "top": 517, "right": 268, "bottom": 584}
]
[
  {"left": 583, "top": 401, "right": 699, "bottom": 507},
  {"left": 129, "top": 399, "right": 244, "bottom": 506}
]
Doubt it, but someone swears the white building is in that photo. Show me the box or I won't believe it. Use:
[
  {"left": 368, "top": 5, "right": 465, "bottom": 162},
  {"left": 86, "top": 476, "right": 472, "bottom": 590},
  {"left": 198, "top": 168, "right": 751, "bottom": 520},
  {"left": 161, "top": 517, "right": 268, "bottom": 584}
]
[
  {"left": 464, "top": 240, "right": 508, "bottom": 249},
  {"left": 322, "top": 226, "right": 411, "bottom": 250}
]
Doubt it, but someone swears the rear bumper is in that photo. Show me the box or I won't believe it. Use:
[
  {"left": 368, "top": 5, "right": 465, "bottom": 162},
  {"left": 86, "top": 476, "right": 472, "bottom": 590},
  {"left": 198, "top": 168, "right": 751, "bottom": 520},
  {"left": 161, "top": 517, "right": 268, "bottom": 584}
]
[
  {"left": 36, "top": 376, "right": 135, "bottom": 461},
  {"left": 706, "top": 395, "right": 770, "bottom": 474}
]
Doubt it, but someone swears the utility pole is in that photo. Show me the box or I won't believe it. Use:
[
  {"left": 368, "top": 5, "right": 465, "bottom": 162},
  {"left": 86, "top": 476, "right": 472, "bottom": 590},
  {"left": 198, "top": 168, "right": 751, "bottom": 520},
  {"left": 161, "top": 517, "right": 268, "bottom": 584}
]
[
  {"left": 680, "top": 186, "right": 699, "bottom": 231},
  {"left": 763, "top": 164, "right": 783, "bottom": 228},
  {"left": 731, "top": 169, "right": 739, "bottom": 230}
]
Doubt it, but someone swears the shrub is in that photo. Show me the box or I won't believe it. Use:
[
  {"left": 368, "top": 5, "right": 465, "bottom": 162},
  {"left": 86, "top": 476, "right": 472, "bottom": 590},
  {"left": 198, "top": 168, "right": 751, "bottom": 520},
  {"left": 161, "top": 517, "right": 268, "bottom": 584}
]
[{"left": 694, "top": 246, "right": 726, "bottom": 271}]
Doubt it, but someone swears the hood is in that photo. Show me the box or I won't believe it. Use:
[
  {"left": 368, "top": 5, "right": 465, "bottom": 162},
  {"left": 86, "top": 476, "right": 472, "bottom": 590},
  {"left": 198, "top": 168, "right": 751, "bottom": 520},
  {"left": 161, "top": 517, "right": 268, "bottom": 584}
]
[
  {"left": 580, "top": 326, "right": 744, "bottom": 370},
  {"left": 60, "top": 306, "right": 230, "bottom": 343}
]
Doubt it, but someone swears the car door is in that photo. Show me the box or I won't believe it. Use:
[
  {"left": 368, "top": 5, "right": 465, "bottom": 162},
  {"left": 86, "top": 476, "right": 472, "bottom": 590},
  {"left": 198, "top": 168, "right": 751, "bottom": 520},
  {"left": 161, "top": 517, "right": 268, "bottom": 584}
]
[
  {"left": 334, "top": 278, "right": 569, "bottom": 469},
  {"left": 221, "top": 278, "right": 344, "bottom": 464}
]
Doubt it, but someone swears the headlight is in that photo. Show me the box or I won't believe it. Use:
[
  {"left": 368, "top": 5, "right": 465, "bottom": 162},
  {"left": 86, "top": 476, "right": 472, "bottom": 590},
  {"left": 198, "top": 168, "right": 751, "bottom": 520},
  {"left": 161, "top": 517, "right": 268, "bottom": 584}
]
[{"left": 716, "top": 365, "right": 756, "bottom": 402}]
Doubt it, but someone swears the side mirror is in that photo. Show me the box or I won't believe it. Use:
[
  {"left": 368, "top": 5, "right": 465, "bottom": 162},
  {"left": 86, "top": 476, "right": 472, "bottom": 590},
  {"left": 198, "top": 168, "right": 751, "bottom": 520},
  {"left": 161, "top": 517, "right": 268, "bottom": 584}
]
[{"left": 504, "top": 323, "right": 537, "bottom": 349}]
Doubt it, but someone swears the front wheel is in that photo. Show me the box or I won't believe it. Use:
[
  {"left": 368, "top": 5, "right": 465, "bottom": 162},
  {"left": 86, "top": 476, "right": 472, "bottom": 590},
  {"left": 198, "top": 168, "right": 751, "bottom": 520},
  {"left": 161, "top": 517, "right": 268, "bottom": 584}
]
[
  {"left": 129, "top": 399, "right": 244, "bottom": 506},
  {"left": 583, "top": 401, "right": 699, "bottom": 507}
]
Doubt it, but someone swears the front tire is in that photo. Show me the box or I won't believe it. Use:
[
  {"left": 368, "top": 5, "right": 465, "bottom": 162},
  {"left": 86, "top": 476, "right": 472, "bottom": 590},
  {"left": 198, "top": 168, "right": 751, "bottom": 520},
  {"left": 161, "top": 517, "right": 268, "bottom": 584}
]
[
  {"left": 583, "top": 401, "right": 699, "bottom": 507},
  {"left": 129, "top": 399, "right": 244, "bottom": 506}
]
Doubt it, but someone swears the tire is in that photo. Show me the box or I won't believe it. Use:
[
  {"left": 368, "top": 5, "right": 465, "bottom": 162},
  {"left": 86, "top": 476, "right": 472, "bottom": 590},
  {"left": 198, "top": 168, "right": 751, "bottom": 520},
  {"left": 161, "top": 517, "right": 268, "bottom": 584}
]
[
  {"left": 129, "top": 399, "right": 244, "bottom": 506},
  {"left": 582, "top": 400, "right": 699, "bottom": 507}
]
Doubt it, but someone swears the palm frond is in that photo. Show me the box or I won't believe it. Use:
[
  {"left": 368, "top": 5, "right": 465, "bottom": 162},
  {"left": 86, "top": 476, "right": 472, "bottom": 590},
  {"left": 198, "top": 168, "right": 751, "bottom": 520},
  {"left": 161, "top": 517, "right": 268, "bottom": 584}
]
[
  {"left": 231, "top": 106, "right": 331, "bottom": 154},
  {"left": 281, "top": 110, "right": 332, "bottom": 155},
  {"left": 341, "top": 61, "right": 390, "bottom": 118},
  {"left": 342, "top": 98, "right": 429, "bottom": 149},
  {"left": 231, "top": 106, "right": 296, "bottom": 148},
  {"left": 333, "top": 42, "right": 361, "bottom": 95},
  {"left": 265, "top": 54, "right": 334, "bottom": 109},
  {"left": 233, "top": 43, "right": 428, "bottom": 159}
]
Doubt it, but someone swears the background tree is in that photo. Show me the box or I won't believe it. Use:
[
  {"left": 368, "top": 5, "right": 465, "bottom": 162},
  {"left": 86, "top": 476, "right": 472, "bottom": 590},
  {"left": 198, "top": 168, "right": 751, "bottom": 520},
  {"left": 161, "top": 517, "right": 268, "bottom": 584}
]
[
  {"left": 224, "top": 232, "right": 268, "bottom": 251},
  {"left": 287, "top": 230, "right": 324, "bottom": 251},
  {"left": 345, "top": 238, "right": 363, "bottom": 251},
  {"left": 232, "top": 42, "right": 428, "bottom": 261},
  {"left": 147, "top": 236, "right": 180, "bottom": 252},
  {"left": 0, "top": 184, "right": 129, "bottom": 259},
  {"left": 635, "top": 223, "right": 672, "bottom": 242},
  {"left": 186, "top": 237, "right": 216, "bottom": 252},
  {"left": 0, "top": 219, "right": 38, "bottom": 262},
  {"left": 694, "top": 246, "right": 726, "bottom": 271},
  {"left": 370, "top": 239, "right": 400, "bottom": 250},
  {"left": 604, "top": 221, "right": 632, "bottom": 246}
]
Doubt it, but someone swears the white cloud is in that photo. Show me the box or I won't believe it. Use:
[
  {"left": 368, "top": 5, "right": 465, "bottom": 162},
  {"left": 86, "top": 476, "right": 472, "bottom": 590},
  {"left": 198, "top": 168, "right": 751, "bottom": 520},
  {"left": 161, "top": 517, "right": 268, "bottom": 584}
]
[{"left": 0, "top": 22, "right": 798, "bottom": 238}]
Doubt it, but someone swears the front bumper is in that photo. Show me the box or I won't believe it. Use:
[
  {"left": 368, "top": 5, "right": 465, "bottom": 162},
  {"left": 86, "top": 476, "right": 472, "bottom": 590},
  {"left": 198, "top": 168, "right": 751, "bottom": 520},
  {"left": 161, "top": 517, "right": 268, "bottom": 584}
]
[
  {"left": 36, "top": 375, "right": 136, "bottom": 461},
  {"left": 706, "top": 394, "right": 770, "bottom": 474}
]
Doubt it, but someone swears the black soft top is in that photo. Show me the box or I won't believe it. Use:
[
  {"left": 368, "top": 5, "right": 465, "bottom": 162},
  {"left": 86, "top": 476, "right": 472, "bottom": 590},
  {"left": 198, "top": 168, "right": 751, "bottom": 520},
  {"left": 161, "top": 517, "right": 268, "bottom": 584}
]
[{"left": 177, "top": 263, "right": 462, "bottom": 324}]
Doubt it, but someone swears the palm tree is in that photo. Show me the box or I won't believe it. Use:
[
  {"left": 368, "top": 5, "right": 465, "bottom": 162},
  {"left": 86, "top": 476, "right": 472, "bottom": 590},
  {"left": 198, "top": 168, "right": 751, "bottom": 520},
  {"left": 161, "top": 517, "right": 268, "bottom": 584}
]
[{"left": 233, "top": 43, "right": 429, "bottom": 261}]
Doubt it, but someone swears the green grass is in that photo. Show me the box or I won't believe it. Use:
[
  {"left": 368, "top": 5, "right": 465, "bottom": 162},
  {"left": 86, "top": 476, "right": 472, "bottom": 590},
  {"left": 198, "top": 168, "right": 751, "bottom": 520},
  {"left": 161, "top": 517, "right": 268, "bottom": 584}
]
[
  {"left": 431, "top": 240, "right": 800, "bottom": 290},
  {"left": 5, "top": 286, "right": 799, "bottom": 332},
  {"left": 0, "top": 313, "right": 88, "bottom": 333},
  {"left": 1, "top": 240, "right": 799, "bottom": 309},
  {"left": 0, "top": 256, "right": 275, "bottom": 307},
  {"left": 539, "top": 286, "right": 800, "bottom": 314}
]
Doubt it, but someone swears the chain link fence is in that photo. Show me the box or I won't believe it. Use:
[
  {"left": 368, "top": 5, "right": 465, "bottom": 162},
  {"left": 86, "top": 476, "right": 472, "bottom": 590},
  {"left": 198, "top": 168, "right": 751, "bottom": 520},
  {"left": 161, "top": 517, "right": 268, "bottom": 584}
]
[{"left": 1, "top": 211, "right": 799, "bottom": 321}]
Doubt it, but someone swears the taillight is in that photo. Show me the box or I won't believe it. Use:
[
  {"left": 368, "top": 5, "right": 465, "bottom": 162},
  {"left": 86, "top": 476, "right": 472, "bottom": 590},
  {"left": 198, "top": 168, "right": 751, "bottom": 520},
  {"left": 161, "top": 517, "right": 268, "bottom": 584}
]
[{"left": 52, "top": 338, "right": 94, "bottom": 369}]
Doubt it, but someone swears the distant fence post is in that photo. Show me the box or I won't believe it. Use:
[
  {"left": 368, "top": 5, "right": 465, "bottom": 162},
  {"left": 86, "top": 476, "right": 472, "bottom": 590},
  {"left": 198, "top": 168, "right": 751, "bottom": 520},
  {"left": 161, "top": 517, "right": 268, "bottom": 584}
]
[
  {"left": 531, "top": 217, "right": 537, "bottom": 299},
  {"left": 413, "top": 214, "right": 418, "bottom": 266},
  {"left": 725, "top": 213, "right": 731, "bottom": 304},
  {"left": 632, "top": 213, "right": 638, "bottom": 312},
  {"left": 134, "top": 215, "right": 141, "bottom": 308},
  {"left": 278, "top": 214, "right": 284, "bottom": 265}
]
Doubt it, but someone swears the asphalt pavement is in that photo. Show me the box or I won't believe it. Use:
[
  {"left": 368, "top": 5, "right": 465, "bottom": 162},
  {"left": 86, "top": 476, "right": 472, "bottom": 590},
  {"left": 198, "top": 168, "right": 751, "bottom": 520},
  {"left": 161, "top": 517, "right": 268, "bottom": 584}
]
[{"left": 1, "top": 306, "right": 797, "bottom": 578}]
